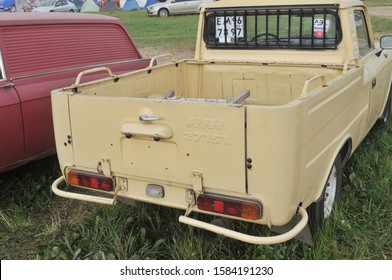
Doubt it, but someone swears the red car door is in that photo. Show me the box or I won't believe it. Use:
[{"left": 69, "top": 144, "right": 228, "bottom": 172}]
[
  {"left": 13, "top": 76, "right": 58, "bottom": 158},
  {"left": 0, "top": 81, "right": 24, "bottom": 169}
]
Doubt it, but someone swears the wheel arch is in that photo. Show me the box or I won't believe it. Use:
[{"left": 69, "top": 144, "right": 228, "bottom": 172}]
[
  {"left": 381, "top": 78, "right": 392, "bottom": 110},
  {"left": 158, "top": 8, "right": 169, "bottom": 17},
  {"left": 306, "top": 139, "right": 350, "bottom": 232},
  {"left": 340, "top": 138, "right": 352, "bottom": 168},
  {"left": 311, "top": 137, "right": 352, "bottom": 204}
]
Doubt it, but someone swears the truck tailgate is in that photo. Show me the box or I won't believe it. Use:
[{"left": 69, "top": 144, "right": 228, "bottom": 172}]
[{"left": 68, "top": 96, "right": 247, "bottom": 193}]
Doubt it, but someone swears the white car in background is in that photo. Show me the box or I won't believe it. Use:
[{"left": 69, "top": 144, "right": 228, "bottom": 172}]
[
  {"left": 147, "top": 0, "right": 212, "bottom": 17},
  {"left": 32, "top": 0, "right": 78, "bottom": 12}
]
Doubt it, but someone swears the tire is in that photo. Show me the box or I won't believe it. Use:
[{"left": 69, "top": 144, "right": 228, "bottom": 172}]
[
  {"left": 49, "top": 10, "right": 54, "bottom": 12},
  {"left": 308, "top": 154, "right": 342, "bottom": 234},
  {"left": 378, "top": 92, "right": 391, "bottom": 126},
  {"left": 158, "top": 8, "right": 169, "bottom": 18},
  {"left": 69, "top": 9, "right": 74, "bottom": 12}
]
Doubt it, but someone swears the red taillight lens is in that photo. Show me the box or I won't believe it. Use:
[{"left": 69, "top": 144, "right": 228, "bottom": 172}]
[
  {"left": 65, "top": 168, "right": 115, "bottom": 192},
  {"left": 197, "top": 194, "right": 262, "bottom": 220}
]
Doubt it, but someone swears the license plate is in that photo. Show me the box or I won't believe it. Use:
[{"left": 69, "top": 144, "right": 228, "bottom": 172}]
[{"left": 215, "top": 16, "right": 244, "bottom": 43}]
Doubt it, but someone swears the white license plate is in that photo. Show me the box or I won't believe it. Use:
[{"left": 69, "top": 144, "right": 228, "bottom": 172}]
[{"left": 215, "top": 16, "right": 244, "bottom": 43}]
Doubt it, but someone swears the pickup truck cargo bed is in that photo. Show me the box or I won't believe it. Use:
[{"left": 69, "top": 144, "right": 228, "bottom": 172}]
[{"left": 78, "top": 60, "right": 342, "bottom": 105}]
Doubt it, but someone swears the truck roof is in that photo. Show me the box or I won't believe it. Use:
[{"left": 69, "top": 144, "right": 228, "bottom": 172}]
[
  {"left": 205, "top": 0, "right": 365, "bottom": 9},
  {"left": 0, "top": 13, "right": 122, "bottom": 27}
]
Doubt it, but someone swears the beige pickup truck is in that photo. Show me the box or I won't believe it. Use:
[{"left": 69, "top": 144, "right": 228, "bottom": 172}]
[{"left": 51, "top": 0, "right": 392, "bottom": 244}]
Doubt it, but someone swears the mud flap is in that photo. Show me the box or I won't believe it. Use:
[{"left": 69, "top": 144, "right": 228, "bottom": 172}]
[{"left": 271, "top": 214, "right": 313, "bottom": 246}]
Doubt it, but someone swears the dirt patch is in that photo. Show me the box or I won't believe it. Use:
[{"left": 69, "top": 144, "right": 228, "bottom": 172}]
[{"left": 368, "top": 7, "right": 392, "bottom": 17}]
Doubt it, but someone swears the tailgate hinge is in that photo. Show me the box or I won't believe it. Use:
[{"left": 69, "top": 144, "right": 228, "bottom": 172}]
[
  {"left": 98, "top": 158, "right": 112, "bottom": 177},
  {"left": 192, "top": 171, "right": 203, "bottom": 193}
]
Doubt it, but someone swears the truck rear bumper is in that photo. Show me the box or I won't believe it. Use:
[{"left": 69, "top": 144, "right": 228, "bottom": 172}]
[
  {"left": 52, "top": 176, "right": 116, "bottom": 205},
  {"left": 179, "top": 207, "right": 308, "bottom": 245},
  {"left": 52, "top": 175, "right": 308, "bottom": 245}
]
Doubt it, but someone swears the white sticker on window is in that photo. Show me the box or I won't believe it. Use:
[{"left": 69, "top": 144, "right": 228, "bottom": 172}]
[
  {"left": 215, "top": 16, "right": 244, "bottom": 43},
  {"left": 313, "top": 18, "right": 330, "bottom": 38}
]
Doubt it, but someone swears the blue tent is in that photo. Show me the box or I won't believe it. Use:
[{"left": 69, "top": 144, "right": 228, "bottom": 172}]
[
  {"left": 144, "top": 0, "right": 156, "bottom": 8},
  {"left": 69, "top": 0, "right": 84, "bottom": 7},
  {"left": 123, "top": 0, "right": 139, "bottom": 10},
  {"left": 0, "top": 0, "right": 15, "bottom": 11}
]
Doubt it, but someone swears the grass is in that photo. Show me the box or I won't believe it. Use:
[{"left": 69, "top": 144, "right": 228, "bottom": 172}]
[
  {"left": 371, "top": 16, "right": 392, "bottom": 34},
  {"left": 103, "top": 10, "right": 199, "bottom": 50},
  {"left": 365, "top": 0, "right": 392, "bottom": 7},
  {"left": 1, "top": 1, "right": 392, "bottom": 260}
]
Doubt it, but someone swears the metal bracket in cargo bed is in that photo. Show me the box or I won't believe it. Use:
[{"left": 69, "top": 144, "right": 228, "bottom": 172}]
[{"left": 162, "top": 90, "right": 250, "bottom": 104}]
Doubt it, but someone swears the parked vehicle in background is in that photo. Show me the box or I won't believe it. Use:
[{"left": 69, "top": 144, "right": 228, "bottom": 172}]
[
  {"left": 32, "top": 0, "right": 78, "bottom": 12},
  {"left": 51, "top": 0, "right": 392, "bottom": 245},
  {"left": 0, "top": 13, "right": 151, "bottom": 172},
  {"left": 147, "top": 0, "right": 211, "bottom": 17},
  {"left": 99, "top": 0, "right": 120, "bottom": 9},
  {"left": 0, "top": 0, "right": 15, "bottom": 11}
]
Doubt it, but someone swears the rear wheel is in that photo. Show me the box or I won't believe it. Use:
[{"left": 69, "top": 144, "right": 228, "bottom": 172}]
[
  {"left": 308, "top": 154, "right": 342, "bottom": 234},
  {"left": 158, "top": 8, "right": 169, "bottom": 18},
  {"left": 69, "top": 9, "right": 75, "bottom": 12}
]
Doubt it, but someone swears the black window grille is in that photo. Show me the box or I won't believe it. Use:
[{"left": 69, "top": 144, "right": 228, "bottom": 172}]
[{"left": 203, "top": 5, "right": 342, "bottom": 50}]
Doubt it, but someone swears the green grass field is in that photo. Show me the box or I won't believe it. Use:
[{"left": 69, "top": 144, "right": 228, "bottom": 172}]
[
  {"left": 365, "top": 0, "right": 392, "bottom": 6},
  {"left": 0, "top": 1, "right": 391, "bottom": 260}
]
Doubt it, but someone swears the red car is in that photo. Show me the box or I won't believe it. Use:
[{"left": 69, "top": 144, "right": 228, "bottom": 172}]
[{"left": 0, "top": 13, "right": 150, "bottom": 172}]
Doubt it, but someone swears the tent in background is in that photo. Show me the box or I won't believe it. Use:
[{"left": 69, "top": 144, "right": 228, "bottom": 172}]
[
  {"left": 0, "top": 0, "right": 15, "bottom": 11},
  {"left": 101, "top": 0, "right": 118, "bottom": 10},
  {"left": 80, "top": 0, "right": 100, "bottom": 12},
  {"left": 123, "top": 0, "right": 139, "bottom": 10},
  {"left": 136, "top": 0, "right": 146, "bottom": 7},
  {"left": 70, "top": 0, "right": 84, "bottom": 7},
  {"left": 144, "top": 0, "right": 156, "bottom": 8}
]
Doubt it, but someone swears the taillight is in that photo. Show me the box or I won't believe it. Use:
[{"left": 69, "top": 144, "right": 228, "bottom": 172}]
[
  {"left": 65, "top": 168, "right": 114, "bottom": 192},
  {"left": 197, "top": 194, "right": 262, "bottom": 220}
]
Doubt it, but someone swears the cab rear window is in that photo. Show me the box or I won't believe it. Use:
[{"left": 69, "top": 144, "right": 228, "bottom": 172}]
[
  {"left": 203, "top": 5, "right": 342, "bottom": 50},
  {"left": 1, "top": 24, "right": 140, "bottom": 78}
]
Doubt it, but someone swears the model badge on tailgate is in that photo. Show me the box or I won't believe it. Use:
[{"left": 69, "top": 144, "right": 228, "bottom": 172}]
[
  {"left": 184, "top": 132, "right": 229, "bottom": 144},
  {"left": 185, "top": 117, "right": 225, "bottom": 130}
]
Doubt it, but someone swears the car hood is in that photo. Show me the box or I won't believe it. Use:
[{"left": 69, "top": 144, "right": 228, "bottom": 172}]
[
  {"left": 148, "top": 3, "right": 168, "bottom": 9},
  {"left": 32, "top": 6, "right": 53, "bottom": 12}
]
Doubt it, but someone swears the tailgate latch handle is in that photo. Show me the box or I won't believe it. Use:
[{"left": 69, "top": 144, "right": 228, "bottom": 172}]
[{"left": 139, "top": 114, "right": 160, "bottom": 122}]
